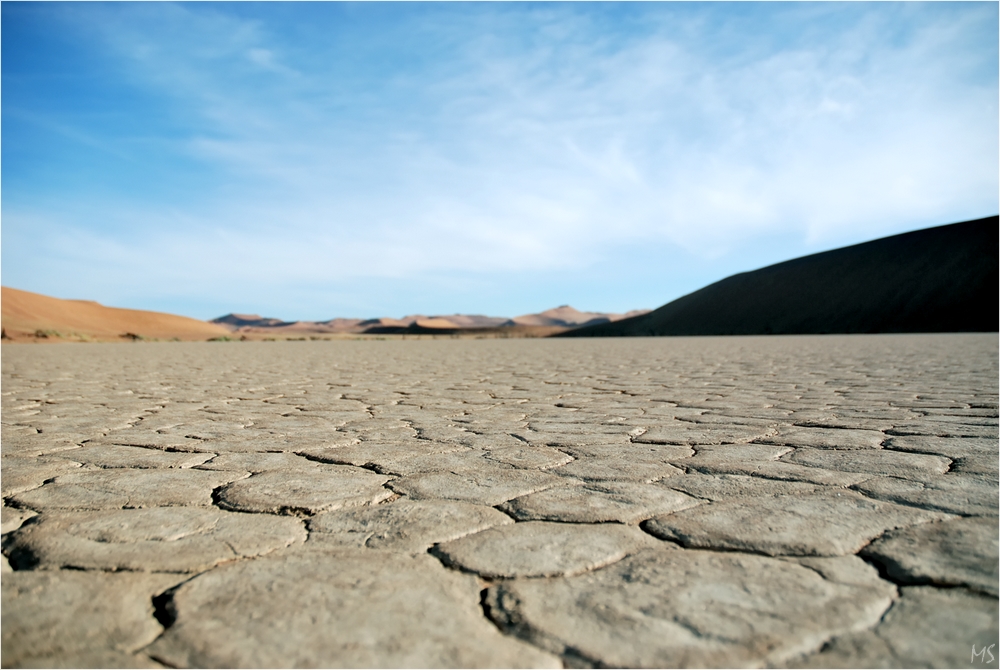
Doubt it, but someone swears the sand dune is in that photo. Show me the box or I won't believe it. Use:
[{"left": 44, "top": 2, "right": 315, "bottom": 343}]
[
  {"left": 1, "top": 287, "right": 232, "bottom": 342},
  {"left": 412, "top": 317, "right": 461, "bottom": 330},
  {"left": 4, "top": 290, "right": 645, "bottom": 344},
  {"left": 405, "top": 314, "right": 510, "bottom": 329},
  {"left": 214, "top": 315, "right": 408, "bottom": 336},
  {"left": 509, "top": 305, "right": 648, "bottom": 327},
  {"left": 562, "top": 215, "right": 999, "bottom": 337},
  {"left": 212, "top": 307, "right": 643, "bottom": 337},
  {"left": 213, "top": 314, "right": 295, "bottom": 328}
]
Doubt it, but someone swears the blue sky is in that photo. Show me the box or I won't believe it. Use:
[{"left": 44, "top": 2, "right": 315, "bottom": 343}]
[{"left": 2, "top": 2, "right": 997, "bottom": 321}]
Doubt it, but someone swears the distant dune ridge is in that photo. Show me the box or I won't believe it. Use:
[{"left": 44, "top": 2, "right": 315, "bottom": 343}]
[
  {"left": 0, "top": 286, "right": 646, "bottom": 342},
  {"left": 210, "top": 305, "right": 648, "bottom": 337},
  {"left": 561, "top": 215, "right": 999, "bottom": 338},
  {"left": 0, "top": 287, "right": 232, "bottom": 342},
  {"left": 507, "top": 305, "right": 649, "bottom": 328},
  {"left": 212, "top": 314, "right": 296, "bottom": 328}
]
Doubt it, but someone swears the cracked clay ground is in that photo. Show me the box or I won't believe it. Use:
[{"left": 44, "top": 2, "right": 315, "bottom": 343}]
[{"left": 1, "top": 334, "right": 998, "bottom": 669}]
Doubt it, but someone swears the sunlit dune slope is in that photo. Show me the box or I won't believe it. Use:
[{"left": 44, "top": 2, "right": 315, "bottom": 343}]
[
  {"left": 561, "top": 216, "right": 999, "bottom": 337},
  {"left": 510, "top": 305, "right": 648, "bottom": 327},
  {"left": 1, "top": 287, "right": 232, "bottom": 342}
]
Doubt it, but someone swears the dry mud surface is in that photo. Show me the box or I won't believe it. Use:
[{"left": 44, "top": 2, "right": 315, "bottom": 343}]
[{"left": 2, "top": 334, "right": 998, "bottom": 669}]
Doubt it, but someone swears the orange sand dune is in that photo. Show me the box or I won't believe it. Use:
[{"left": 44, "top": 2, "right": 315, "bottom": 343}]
[{"left": 1, "top": 287, "right": 232, "bottom": 342}]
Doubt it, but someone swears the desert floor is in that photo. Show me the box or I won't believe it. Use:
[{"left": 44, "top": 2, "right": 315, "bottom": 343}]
[{"left": 2, "top": 335, "right": 998, "bottom": 668}]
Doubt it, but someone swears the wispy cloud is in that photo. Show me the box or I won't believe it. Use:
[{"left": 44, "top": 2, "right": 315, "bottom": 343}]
[{"left": 2, "top": 2, "right": 996, "bottom": 319}]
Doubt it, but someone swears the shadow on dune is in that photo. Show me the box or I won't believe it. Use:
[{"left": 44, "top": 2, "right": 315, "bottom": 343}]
[{"left": 559, "top": 216, "right": 998, "bottom": 337}]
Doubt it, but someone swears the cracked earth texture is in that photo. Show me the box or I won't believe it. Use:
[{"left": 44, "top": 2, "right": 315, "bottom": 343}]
[{"left": 1, "top": 335, "right": 997, "bottom": 669}]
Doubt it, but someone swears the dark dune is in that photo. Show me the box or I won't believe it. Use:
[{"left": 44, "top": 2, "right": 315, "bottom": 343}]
[{"left": 559, "top": 216, "right": 998, "bottom": 337}]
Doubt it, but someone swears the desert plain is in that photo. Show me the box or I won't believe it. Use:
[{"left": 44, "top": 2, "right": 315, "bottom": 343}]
[{"left": 1, "top": 334, "right": 998, "bottom": 668}]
